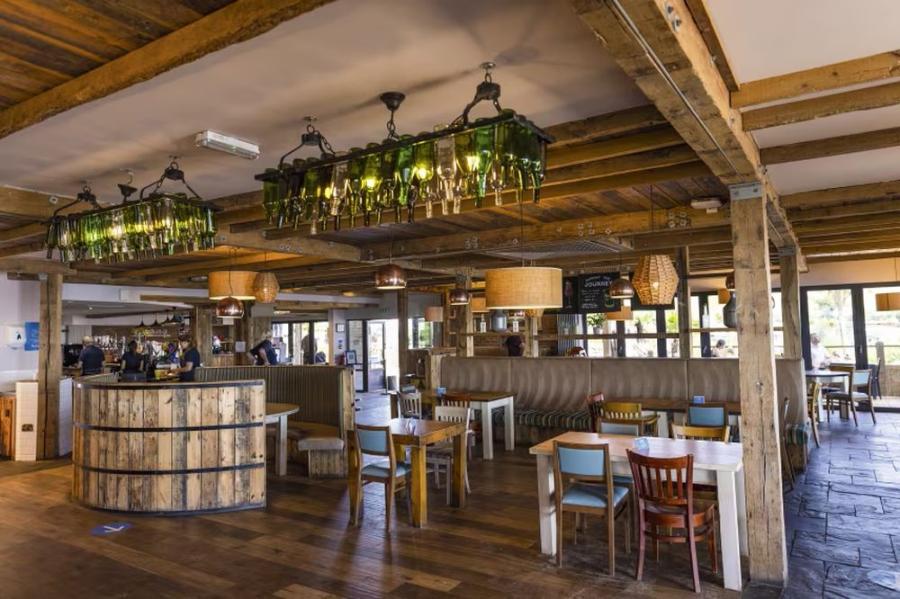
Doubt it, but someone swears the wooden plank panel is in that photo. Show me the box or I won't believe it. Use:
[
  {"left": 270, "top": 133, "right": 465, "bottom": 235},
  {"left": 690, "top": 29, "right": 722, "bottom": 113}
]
[
  {"left": 761, "top": 126, "right": 900, "bottom": 164},
  {"left": 186, "top": 388, "right": 202, "bottom": 511}
]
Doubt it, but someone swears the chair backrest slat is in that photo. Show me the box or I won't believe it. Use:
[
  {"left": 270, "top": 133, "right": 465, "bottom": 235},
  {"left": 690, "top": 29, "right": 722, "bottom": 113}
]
[
  {"left": 628, "top": 450, "right": 693, "bottom": 508},
  {"left": 435, "top": 405, "right": 470, "bottom": 428},
  {"left": 671, "top": 423, "right": 729, "bottom": 442}
]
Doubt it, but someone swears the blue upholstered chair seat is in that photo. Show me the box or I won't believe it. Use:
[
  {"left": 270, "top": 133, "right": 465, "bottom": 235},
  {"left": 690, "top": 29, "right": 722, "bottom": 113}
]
[
  {"left": 362, "top": 460, "right": 411, "bottom": 478},
  {"left": 562, "top": 483, "right": 629, "bottom": 509}
]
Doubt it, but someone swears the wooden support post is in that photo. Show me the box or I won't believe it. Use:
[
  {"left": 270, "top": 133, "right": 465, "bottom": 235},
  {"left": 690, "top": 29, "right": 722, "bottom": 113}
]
[
  {"left": 524, "top": 313, "right": 540, "bottom": 357},
  {"left": 730, "top": 183, "right": 788, "bottom": 586},
  {"left": 397, "top": 289, "right": 409, "bottom": 385},
  {"left": 441, "top": 291, "right": 451, "bottom": 348},
  {"left": 779, "top": 253, "right": 802, "bottom": 360},
  {"left": 193, "top": 306, "right": 214, "bottom": 366},
  {"left": 676, "top": 247, "right": 692, "bottom": 358},
  {"left": 37, "top": 272, "right": 62, "bottom": 459},
  {"left": 455, "top": 276, "right": 474, "bottom": 357}
]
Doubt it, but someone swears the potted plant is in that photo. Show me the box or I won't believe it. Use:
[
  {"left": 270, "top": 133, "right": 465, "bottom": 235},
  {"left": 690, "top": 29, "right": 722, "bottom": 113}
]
[{"left": 587, "top": 313, "right": 606, "bottom": 335}]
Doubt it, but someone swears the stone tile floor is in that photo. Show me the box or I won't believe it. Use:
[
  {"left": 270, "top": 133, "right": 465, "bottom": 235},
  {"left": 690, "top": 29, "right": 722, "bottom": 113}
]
[{"left": 784, "top": 411, "right": 900, "bottom": 598}]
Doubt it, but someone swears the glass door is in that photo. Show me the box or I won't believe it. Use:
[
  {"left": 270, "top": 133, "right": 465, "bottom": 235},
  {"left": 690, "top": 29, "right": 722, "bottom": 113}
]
[
  {"left": 366, "top": 321, "right": 386, "bottom": 391},
  {"left": 805, "top": 288, "right": 859, "bottom": 368},
  {"left": 348, "top": 320, "right": 365, "bottom": 391}
]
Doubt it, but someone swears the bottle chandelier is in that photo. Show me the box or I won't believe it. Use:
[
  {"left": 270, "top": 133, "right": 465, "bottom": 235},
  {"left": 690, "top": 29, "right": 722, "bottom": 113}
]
[
  {"left": 256, "top": 63, "right": 553, "bottom": 234},
  {"left": 45, "top": 161, "right": 217, "bottom": 263}
]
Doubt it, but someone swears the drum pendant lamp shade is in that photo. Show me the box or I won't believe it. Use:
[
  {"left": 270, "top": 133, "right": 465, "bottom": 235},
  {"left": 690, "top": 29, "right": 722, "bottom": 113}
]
[
  {"left": 485, "top": 267, "right": 562, "bottom": 310},
  {"left": 718, "top": 288, "right": 732, "bottom": 304},
  {"left": 470, "top": 296, "right": 488, "bottom": 313},
  {"left": 216, "top": 296, "right": 244, "bottom": 318},
  {"left": 208, "top": 270, "right": 258, "bottom": 300},
  {"left": 375, "top": 264, "right": 407, "bottom": 290},
  {"left": 876, "top": 292, "right": 900, "bottom": 311},
  {"left": 253, "top": 272, "right": 280, "bottom": 303},
  {"left": 633, "top": 255, "right": 678, "bottom": 306},
  {"left": 424, "top": 306, "right": 444, "bottom": 322}
]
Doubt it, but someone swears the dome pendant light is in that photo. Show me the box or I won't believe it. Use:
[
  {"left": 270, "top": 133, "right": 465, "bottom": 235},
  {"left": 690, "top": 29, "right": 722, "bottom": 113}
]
[
  {"left": 875, "top": 259, "right": 900, "bottom": 311},
  {"left": 375, "top": 239, "right": 406, "bottom": 290},
  {"left": 214, "top": 249, "right": 246, "bottom": 318},
  {"left": 609, "top": 255, "right": 634, "bottom": 300},
  {"left": 448, "top": 273, "right": 471, "bottom": 305}
]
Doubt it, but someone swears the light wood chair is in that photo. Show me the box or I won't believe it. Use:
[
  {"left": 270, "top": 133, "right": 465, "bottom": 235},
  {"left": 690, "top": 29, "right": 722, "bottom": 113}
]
[
  {"left": 826, "top": 369, "right": 875, "bottom": 426},
  {"left": 670, "top": 423, "right": 730, "bottom": 442},
  {"left": 627, "top": 450, "right": 718, "bottom": 593},
  {"left": 397, "top": 389, "right": 422, "bottom": 419},
  {"left": 781, "top": 396, "right": 796, "bottom": 491},
  {"left": 806, "top": 381, "right": 821, "bottom": 448},
  {"left": 597, "top": 401, "right": 659, "bottom": 436},
  {"left": 426, "top": 405, "right": 471, "bottom": 504},
  {"left": 348, "top": 424, "right": 411, "bottom": 530},
  {"left": 553, "top": 441, "right": 631, "bottom": 574},
  {"left": 440, "top": 393, "right": 478, "bottom": 456}
]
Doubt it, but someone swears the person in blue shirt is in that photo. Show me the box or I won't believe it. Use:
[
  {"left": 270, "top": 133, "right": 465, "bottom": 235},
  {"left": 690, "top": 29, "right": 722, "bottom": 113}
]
[
  {"left": 78, "top": 336, "right": 105, "bottom": 376},
  {"left": 174, "top": 338, "right": 201, "bottom": 382},
  {"left": 250, "top": 333, "right": 278, "bottom": 365}
]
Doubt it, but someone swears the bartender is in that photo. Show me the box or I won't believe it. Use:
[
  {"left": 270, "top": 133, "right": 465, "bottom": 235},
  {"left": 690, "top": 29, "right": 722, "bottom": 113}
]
[
  {"left": 174, "top": 338, "right": 201, "bottom": 382},
  {"left": 78, "top": 336, "right": 105, "bottom": 376},
  {"left": 119, "top": 340, "right": 147, "bottom": 382},
  {"left": 250, "top": 332, "right": 278, "bottom": 365}
]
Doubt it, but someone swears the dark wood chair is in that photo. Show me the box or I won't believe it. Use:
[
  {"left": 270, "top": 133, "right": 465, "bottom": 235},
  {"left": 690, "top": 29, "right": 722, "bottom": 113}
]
[
  {"left": 806, "top": 381, "right": 821, "bottom": 448},
  {"left": 348, "top": 424, "right": 411, "bottom": 530},
  {"left": 826, "top": 369, "right": 875, "bottom": 426},
  {"left": 585, "top": 392, "right": 605, "bottom": 433},
  {"left": 781, "top": 396, "right": 796, "bottom": 491},
  {"left": 553, "top": 441, "right": 631, "bottom": 574},
  {"left": 627, "top": 450, "right": 718, "bottom": 593}
]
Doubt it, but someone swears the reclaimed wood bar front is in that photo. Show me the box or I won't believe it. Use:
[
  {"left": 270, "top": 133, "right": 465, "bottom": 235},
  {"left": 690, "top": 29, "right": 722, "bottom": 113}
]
[{"left": 72, "top": 379, "right": 266, "bottom": 514}]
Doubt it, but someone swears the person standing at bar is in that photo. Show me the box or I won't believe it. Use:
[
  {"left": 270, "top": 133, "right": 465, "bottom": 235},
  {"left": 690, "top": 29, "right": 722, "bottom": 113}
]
[
  {"left": 504, "top": 334, "right": 524, "bottom": 357},
  {"left": 174, "top": 338, "right": 201, "bottom": 382},
  {"left": 78, "top": 336, "right": 105, "bottom": 376},
  {"left": 119, "top": 339, "right": 146, "bottom": 382},
  {"left": 250, "top": 332, "right": 277, "bottom": 366}
]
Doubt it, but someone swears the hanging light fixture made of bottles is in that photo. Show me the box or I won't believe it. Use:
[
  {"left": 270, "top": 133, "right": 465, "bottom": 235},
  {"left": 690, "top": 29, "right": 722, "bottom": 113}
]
[
  {"left": 45, "top": 161, "right": 217, "bottom": 263},
  {"left": 256, "top": 63, "right": 553, "bottom": 234}
]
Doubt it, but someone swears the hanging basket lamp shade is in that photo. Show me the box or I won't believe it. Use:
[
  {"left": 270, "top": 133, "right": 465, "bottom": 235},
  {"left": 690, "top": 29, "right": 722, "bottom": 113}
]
[
  {"left": 876, "top": 292, "right": 900, "bottom": 311},
  {"left": 208, "top": 270, "right": 258, "bottom": 300},
  {"left": 375, "top": 264, "right": 406, "bottom": 290},
  {"left": 632, "top": 255, "right": 678, "bottom": 306},
  {"left": 485, "top": 267, "right": 562, "bottom": 310},
  {"left": 424, "top": 306, "right": 444, "bottom": 322},
  {"left": 718, "top": 288, "right": 732, "bottom": 304},
  {"left": 253, "top": 272, "right": 280, "bottom": 303},
  {"left": 609, "top": 275, "right": 635, "bottom": 300},
  {"left": 448, "top": 286, "right": 471, "bottom": 305},
  {"left": 216, "top": 296, "right": 244, "bottom": 318}
]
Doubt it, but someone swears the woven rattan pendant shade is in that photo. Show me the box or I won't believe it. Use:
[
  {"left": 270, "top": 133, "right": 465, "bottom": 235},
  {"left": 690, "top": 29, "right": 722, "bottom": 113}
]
[
  {"left": 485, "top": 267, "right": 562, "bottom": 310},
  {"left": 633, "top": 255, "right": 678, "bottom": 305},
  {"left": 253, "top": 272, "right": 280, "bottom": 303},
  {"left": 470, "top": 296, "right": 488, "bottom": 313},
  {"left": 208, "top": 270, "right": 258, "bottom": 300}
]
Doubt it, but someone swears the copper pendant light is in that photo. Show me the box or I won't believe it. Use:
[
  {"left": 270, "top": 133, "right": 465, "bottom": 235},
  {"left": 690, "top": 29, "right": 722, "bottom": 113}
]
[
  {"left": 609, "top": 274, "right": 635, "bottom": 300},
  {"left": 216, "top": 296, "right": 244, "bottom": 318},
  {"left": 375, "top": 264, "right": 407, "bottom": 290},
  {"left": 449, "top": 286, "right": 470, "bottom": 305}
]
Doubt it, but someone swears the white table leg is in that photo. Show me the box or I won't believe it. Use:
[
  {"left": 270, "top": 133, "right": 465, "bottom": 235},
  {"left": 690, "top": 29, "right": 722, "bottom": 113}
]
[
  {"left": 504, "top": 398, "right": 515, "bottom": 451},
  {"left": 480, "top": 400, "right": 494, "bottom": 460},
  {"left": 277, "top": 415, "right": 288, "bottom": 476},
  {"left": 716, "top": 469, "right": 743, "bottom": 591},
  {"left": 536, "top": 454, "right": 556, "bottom": 556},
  {"left": 736, "top": 467, "right": 748, "bottom": 556}
]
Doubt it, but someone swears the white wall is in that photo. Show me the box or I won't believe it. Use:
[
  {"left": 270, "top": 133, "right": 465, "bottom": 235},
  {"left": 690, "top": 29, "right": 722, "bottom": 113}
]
[
  {"left": 0, "top": 274, "right": 40, "bottom": 373},
  {"left": 691, "top": 257, "right": 900, "bottom": 292}
]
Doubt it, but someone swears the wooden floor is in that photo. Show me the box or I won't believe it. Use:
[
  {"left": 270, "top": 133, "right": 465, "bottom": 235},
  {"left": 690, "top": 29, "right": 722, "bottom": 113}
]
[{"left": 0, "top": 443, "right": 740, "bottom": 597}]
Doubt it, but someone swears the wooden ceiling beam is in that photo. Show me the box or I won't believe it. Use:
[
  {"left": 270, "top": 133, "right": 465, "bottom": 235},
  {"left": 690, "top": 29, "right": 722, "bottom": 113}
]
[
  {"left": 568, "top": 0, "right": 803, "bottom": 258},
  {"left": 0, "top": 241, "right": 44, "bottom": 258},
  {"left": 788, "top": 197, "right": 900, "bottom": 221},
  {"left": 742, "top": 80, "right": 900, "bottom": 131},
  {"left": 0, "top": 0, "right": 337, "bottom": 139},
  {"left": 733, "top": 50, "right": 900, "bottom": 109},
  {"left": 547, "top": 126, "right": 683, "bottom": 167},
  {"left": 0, "top": 257, "right": 75, "bottom": 275},
  {"left": 761, "top": 126, "right": 900, "bottom": 164},
  {"left": 543, "top": 104, "right": 667, "bottom": 145},
  {"left": 782, "top": 179, "right": 900, "bottom": 210},
  {"left": 133, "top": 253, "right": 312, "bottom": 278}
]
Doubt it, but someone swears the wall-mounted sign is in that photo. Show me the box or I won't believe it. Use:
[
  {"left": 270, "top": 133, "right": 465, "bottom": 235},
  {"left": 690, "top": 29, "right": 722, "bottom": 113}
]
[
  {"left": 24, "top": 322, "right": 39, "bottom": 351},
  {"left": 4, "top": 325, "right": 25, "bottom": 349},
  {"left": 558, "top": 276, "right": 579, "bottom": 313},
  {"left": 578, "top": 273, "right": 621, "bottom": 313}
]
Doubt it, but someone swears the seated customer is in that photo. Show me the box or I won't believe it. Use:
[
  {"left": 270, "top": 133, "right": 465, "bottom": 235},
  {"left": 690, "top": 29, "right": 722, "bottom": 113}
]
[
  {"left": 174, "top": 338, "right": 201, "bottom": 382},
  {"left": 566, "top": 346, "right": 586, "bottom": 357},
  {"left": 119, "top": 340, "right": 147, "bottom": 382}
]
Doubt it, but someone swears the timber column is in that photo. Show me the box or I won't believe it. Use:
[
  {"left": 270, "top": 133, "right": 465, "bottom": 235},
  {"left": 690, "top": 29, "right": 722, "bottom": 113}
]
[
  {"left": 455, "top": 274, "right": 474, "bottom": 357},
  {"left": 676, "top": 247, "right": 691, "bottom": 358},
  {"left": 730, "top": 182, "right": 787, "bottom": 585},
  {"left": 397, "top": 289, "right": 409, "bottom": 384},
  {"left": 37, "top": 272, "right": 62, "bottom": 459}
]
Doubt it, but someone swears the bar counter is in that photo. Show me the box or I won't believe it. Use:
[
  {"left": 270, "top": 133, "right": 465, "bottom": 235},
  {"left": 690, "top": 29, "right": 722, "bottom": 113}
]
[{"left": 72, "top": 377, "right": 266, "bottom": 514}]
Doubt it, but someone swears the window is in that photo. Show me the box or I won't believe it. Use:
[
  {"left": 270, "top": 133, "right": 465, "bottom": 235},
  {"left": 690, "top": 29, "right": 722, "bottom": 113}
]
[
  {"left": 407, "top": 317, "right": 435, "bottom": 349},
  {"left": 625, "top": 310, "right": 658, "bottom": 357},
  {"left": 313, "top": 321, "right": 329, "bottom": 362},
  {"left": 863, "top": 286, "right": 900, "bottom": 365},
  {"left": 807, "top": 289, "right": 856, "bottom": 365}
]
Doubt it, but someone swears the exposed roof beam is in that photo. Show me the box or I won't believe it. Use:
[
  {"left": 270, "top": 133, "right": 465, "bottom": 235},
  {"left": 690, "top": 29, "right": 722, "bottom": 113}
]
[
  {"left": 789, "top": 197, "right": 900, "bottom": 222},
  {"left": 742, "top": 80, "right": 900, "bottom": 131},
  {"left": 0, "top": 186, "right": 75, "bottom": 220},
  {"left": 543, "top": 104, "right": 667, "bottom": 145},
  {"left": 0, "top": 0, "right": 336, "bottom": 140},
  {"left": 547, "top": 126, "right": 683, "bottom": 167},
  {"left": 683, "top": 0, "right": 739, "bottom": 92},
  {"left": 0, "top": 241, "right": 44, "bottom": 258},
  {"left": 761, "top": 126, "right": 900, "bottom": 164},
  {"left": 0, "top": 257, "right": 75, "bottom": 275},
  {"left": 782, "top": 178, "right": 900, "bottom": 210},
  {"left": 568, "top": 0, "right": 803, "bottom": 257},
  {"left": 733, "top": 50, "right": 900, "bottom": 109}
]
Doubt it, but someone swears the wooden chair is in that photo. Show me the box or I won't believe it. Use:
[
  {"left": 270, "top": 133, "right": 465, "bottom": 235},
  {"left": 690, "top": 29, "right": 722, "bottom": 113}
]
[
  {"left": 871, "top": 358, "right": 884, "bottom": 401},
  {"left": 627, "top": 450, "right": 718, "bottom": 593},
  {"left": 348, "top": 424, "right": 411, "bottom": 530},
  {"left": 826, "top": 369, "right": 875, "bottom": 426},
  {"left": 553, "top": 441, "right": 631, "bottom": 574},
  {"left": 585, "top": 392, "right": 605, "bottom": 433},
  {"left": 806, "top": 381, "right": 821, "bottom": 448},
  {"left": 781, "top": 397, "right": 795, "bottom": 491},
  {"left": 426, "top": 405, "right": 471, "bottom": 504},
  {"left": 685, "top": 403, "right": 729, "bottom": 428},
  {"left": 670, "top": 423, "right": 730, "bottom": 442},
  {"left": 440, "top": 393, "right": 478, "bottom": 455},
  {"left": 397, "top": 388, "right": 422, "bottom": 419},
  {"left": 598, "top": 401, "right": 659, "bottom": 436}
]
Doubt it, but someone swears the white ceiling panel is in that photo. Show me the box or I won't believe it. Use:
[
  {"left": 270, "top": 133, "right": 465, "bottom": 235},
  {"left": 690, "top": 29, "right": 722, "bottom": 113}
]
[{"left": 766, "top": 146, "right": 900, "bottom": 194}]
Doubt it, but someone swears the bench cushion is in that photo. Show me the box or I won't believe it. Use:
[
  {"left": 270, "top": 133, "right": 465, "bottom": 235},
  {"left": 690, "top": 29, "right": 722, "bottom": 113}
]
[{"left": 286, "top": 421, "right": 344, "bottom": 451}]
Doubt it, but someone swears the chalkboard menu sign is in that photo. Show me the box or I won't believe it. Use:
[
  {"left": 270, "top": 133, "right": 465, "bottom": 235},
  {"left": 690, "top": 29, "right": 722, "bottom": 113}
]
[
  {"left": 578, "top": 273, "right": 621, "bottom": 313},
  {"left": 559, "top": 276, "right": 579, "bottom": 313}
]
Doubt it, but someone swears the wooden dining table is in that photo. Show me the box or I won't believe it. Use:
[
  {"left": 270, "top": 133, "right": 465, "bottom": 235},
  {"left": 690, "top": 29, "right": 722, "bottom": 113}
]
[
  {"left": 350, "top": 418, "right": 467, "bottom": 528},
  {"left": 390, "top": 389, "right": 515, "bottom": 460},
  {"left": 806, "top": 369, "right": 852, "bottom": 418},
  {"left": 265, "top": 402, "right": 299, "bottom": 476},
  {"left": 530, "top": 432, "right": 747, "bottom": 591}
]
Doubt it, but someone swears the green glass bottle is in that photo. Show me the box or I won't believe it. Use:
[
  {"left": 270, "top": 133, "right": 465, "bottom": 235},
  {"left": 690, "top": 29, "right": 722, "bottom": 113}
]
[
  {"left": 362, "top": 146, "right": 382, "bottom": 226},
  {"left": 473, "top": 124, "right": 495, "bottom": 204},
  {"left": 378, "top": 147, "right": 398, "bottom": 225},
  {"left": 346, "top": 151, "right": 365, "bottom": 228},
  {"left": 394, "top": 135, "right": 414, "bottom": 221},
  {"left": 412, "top": 141, "right": 435, "bottom": 220}
]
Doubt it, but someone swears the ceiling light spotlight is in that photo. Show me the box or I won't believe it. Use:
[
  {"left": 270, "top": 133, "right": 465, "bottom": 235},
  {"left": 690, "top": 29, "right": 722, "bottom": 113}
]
[{"left": 196, "top": 130, "right": 260, "bottom": 160}]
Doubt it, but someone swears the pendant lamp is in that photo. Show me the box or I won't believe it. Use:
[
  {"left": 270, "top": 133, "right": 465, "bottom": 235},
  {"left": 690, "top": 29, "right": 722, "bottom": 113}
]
[
  {"left": 633, "top": 255, "right": 678, "bottom": 305},
  {"left": 208, "top": 270, "right": 257, "bottom": 300},
  {"left": 424, "top": 306, "right": 444, "bottom": 322},
  {"left": 216, "top": 296, "right": 244, "bottom": 318},
  {"left": 449, "top": 286, "right": 471, "bottom": 305},
  {"left": 609, "top": 274, "right": 635, "bottom": 300},
  {"left": 253, "top": 272, "right": 280, "bottom": 303},
  {"left": 375, "top": 264, "right": 407, "bottom": 290},
  {"left": 607, "top": 306, "right": 633, "bottom": 321},
  {"left": 485, "top": 267, "right": 562, "bottom": 310},
  {"left": 875, "top": 260, "right": 900, "bottom": 311},
  {"left": 723, "top": 293, "right": 737, "bottom": 328},
  {"left": 470, "top": 295, "right": 489, "bottom": 313}
]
